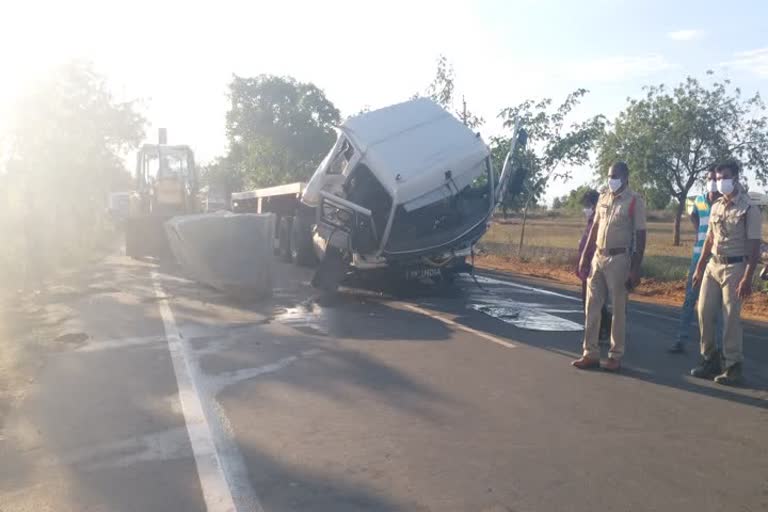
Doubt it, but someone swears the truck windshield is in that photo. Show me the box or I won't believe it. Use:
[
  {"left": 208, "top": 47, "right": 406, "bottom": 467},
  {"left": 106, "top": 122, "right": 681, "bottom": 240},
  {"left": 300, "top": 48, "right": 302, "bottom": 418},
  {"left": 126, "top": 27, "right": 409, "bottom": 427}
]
[{"left": 385, "top": 158, "right": 492, "bottom": 254}]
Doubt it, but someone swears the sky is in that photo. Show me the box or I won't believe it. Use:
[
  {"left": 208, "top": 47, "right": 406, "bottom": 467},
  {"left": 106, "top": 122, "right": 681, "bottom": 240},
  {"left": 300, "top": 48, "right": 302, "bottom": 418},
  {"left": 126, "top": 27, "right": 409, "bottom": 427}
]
[{"left": 1, "top": 0, "right": 767, "bottom": 203}]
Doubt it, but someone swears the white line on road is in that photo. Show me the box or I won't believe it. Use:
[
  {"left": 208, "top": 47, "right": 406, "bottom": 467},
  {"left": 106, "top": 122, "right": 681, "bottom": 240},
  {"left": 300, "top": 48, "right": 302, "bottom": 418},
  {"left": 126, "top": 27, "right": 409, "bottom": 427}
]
[
  {"left": 473, "top": 275, "right": 581, "bottom": 302},
  {"left": 75, "top": 334, "right": 167, "bottom": 352},
  {"left": 152, "top": 273, "right": 239, "bottom": 512},
  {"left": 400, "top": 303, "right": 517, "bottom": 349}
]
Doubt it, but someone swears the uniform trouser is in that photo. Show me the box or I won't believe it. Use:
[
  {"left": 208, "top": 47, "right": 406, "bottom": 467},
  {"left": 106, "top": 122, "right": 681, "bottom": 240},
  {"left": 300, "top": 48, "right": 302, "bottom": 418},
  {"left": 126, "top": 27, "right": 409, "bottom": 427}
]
[
  {"left": 583, "top": 253, "right": 629, "bottom": 360},
  {"left": 698, "top": 260, "right": 746, "bottom": 368},
  {"left": 581, "top": 280, "right": 612, "bottom": 334},
  {"left": 678, "top": 261, "right": 723, "bottom": 346}
]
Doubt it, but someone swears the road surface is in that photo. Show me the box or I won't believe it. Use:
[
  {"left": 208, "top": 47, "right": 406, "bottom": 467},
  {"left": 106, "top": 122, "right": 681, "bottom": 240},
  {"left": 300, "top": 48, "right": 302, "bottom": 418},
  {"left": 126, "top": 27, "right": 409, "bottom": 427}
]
[{"left": 1, "top": 254, "right": 766, "bottom": 512}]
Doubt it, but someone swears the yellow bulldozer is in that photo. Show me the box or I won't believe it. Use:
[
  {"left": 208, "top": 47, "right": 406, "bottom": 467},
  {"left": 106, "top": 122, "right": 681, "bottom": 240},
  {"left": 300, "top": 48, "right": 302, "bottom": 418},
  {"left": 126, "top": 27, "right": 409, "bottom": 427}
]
[{"left": 125, "top": 129, "right": 200, "bottom": 258}]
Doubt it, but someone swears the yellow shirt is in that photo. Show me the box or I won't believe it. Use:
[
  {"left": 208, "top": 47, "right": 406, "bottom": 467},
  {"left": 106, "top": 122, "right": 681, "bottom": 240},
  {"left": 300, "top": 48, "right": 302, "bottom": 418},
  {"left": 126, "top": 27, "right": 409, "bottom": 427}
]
[
  {"left": 595, "top": 188, "right": 647, "bottom": 250},
  {"left": 708, "top": 184, "right": 763, "bottom": 257}
]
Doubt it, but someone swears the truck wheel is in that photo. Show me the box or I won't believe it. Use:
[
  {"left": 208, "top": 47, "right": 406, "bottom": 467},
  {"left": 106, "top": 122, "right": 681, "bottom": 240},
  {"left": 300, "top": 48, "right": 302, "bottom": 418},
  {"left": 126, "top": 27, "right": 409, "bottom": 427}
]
[
  {"left": 277, "top": 217, "right": 293, "bottom": 262},
  {"left": 291, "top": 216, "right": 317, "bottom": 266}
]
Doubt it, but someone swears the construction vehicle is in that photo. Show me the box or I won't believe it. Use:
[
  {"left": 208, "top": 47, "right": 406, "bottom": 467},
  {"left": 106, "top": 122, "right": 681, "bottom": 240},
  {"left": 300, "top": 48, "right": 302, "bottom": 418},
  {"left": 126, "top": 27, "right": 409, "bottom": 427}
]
[
  {"left": 125, "top": 129, "right": 200, "bottom": 258},
  {"left": 231, "top": 98, "right": 527, "bottom": 290}
]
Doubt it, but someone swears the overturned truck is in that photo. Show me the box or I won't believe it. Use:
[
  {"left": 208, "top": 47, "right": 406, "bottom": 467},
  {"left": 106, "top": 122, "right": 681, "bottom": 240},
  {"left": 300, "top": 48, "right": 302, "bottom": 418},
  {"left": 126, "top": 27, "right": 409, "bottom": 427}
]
[{"left": 232, "top": 98, "right": 527, "bottom": 291}]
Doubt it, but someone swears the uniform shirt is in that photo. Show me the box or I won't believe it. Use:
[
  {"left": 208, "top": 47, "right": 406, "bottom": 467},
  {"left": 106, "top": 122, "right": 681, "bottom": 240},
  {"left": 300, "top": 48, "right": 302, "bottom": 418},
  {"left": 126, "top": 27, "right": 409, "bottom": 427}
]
[
  {"left": 595, "top": 188, "right": 647, "bottom": 250},
  {"left": 691, "top": 194, "right": 712, "bottom": 264},
  {"left": 708, "top": 184, "right": 763, "bottom": 257}
]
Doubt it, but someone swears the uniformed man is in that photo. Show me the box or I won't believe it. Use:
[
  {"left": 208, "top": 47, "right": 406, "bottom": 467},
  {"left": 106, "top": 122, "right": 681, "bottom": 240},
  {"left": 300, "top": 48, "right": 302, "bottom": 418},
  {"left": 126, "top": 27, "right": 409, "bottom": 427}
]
[
  {"left": 572, "top": 161, "right": 647, "bottom": 372},
  {"left": 668, "top": 166, "right": 722, "bottom": 354},
  {"left": 691, "top": 160, "right": 763, "bottom": 385}
]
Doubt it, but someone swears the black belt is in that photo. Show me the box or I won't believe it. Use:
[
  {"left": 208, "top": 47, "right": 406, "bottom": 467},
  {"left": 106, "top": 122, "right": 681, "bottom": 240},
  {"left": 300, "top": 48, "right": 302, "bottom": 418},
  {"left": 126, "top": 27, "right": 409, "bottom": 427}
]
[
  {"left": 597, "top": 248, "right": 627, "bottom": 256},
  {"left": 711, "top": 254, "right": 746, "bottom": 264}
]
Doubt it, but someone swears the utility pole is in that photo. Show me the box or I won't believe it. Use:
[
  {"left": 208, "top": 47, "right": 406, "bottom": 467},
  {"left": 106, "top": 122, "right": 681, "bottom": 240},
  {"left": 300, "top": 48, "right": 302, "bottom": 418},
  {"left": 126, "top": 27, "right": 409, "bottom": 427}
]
[{"left": 462, "top": 95, "right": 468, "bottom": 126}]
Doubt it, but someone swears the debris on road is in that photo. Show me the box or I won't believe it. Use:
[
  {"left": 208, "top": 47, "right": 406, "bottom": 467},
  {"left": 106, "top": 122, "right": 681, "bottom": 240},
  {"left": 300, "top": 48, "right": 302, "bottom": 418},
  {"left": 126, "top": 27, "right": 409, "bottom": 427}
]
[{"left": 165, "top": 211, "right": 275, "bottom": 299}]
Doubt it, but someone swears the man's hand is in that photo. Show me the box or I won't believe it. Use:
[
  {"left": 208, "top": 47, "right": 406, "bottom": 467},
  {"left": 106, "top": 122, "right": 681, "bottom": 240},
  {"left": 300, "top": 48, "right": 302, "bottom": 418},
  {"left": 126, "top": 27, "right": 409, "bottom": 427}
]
[
  {"left": 579, "top": 258, "right": 591, "bottom": 280},
  {"left": 626, "top": 269, "right": 641, "bottom": 291},
  {"left": 692, "top": 268, "right": 705, "bottom": 288},
  {"left": 737, "top": 277, "right": 753, "bottom": 300}
]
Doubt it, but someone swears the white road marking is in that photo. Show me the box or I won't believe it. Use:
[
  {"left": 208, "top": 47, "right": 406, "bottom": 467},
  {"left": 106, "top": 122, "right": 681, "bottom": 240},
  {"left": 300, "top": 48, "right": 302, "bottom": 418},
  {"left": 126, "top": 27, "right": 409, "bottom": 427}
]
[
  {"left": 152, "top": 273, "right": 239, "bottom": 512},
  {"left": 473, "top": 275, "right": 581, "bottom": 302},
  {"left": 400, "top": 303, "right": 517, "bottom": 349},
  {"left": 75, "top": 334, "right": 166, "bottom": 352}
]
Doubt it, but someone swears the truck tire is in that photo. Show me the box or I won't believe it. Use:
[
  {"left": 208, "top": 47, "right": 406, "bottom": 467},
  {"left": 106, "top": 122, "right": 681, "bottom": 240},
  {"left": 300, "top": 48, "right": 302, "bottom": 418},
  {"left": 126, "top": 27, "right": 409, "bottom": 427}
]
[
  {"left": 291, "top": 215, "right": 316, "bottom": 266},
  {"left": 277, "top": 217, "right": 293, "bottom": 262}
]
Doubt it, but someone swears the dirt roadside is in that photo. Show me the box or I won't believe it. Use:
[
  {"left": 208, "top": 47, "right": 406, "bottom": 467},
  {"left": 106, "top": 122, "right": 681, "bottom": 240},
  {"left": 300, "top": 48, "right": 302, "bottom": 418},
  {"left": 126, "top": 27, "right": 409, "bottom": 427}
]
[{"left": 475, "top": 254, "right": 768, "bottom": 322}]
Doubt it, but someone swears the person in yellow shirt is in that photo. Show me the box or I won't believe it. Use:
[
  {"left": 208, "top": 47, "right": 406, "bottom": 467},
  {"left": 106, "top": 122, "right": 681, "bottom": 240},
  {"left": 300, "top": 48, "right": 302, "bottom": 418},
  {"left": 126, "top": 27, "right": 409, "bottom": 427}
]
[{"left": 691, "top": 160, "right": 763, "bottom": 386}]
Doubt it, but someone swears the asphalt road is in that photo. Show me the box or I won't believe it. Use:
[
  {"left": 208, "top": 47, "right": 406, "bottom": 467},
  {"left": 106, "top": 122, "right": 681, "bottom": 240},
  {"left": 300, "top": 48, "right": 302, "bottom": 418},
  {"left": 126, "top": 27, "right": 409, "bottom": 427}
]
[{"left": 1, "top": 254, "right": 766, "bottom": 512}]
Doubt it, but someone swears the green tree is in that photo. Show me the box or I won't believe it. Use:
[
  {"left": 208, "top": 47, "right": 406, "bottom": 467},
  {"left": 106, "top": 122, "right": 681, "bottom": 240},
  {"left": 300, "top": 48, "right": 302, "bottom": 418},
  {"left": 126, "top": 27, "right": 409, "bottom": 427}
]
[
  {"left": 497, "top": 90, "right": 605, "bottom": 247},
  {"left": 200, "top": 155, "right": 243, "bottom": 202},
  {"left": 226, "top": 74, "right": 341, "bottom": 188},
  {"left": 421, "top": 55, "right": 484, "bottom": 129},
  {"left": 598, "top": 73, "right": 768, "bottom": 245},
  {"left": 3, "top": 61, "right": 144, "bottom": 282},
  {"left": 557, "top": 184, "right": 599, "bottom": 211}
]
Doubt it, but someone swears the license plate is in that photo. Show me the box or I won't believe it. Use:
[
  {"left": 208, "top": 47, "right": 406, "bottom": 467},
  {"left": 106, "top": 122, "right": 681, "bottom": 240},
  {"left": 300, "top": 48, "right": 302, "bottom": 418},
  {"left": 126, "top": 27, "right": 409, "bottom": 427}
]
[{"left": 405, "top": 267, "right": 441, "bottom": 280}]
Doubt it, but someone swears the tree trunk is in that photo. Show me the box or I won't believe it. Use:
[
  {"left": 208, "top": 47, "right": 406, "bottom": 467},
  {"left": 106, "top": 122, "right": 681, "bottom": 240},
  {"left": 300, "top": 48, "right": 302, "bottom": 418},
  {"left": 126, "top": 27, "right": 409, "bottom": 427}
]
[
  {"left": 518, "top": 206, "right": 528, "bottom": 255},
  {"left": 673, "top": 196, "right": 685, "bottom": 246}
]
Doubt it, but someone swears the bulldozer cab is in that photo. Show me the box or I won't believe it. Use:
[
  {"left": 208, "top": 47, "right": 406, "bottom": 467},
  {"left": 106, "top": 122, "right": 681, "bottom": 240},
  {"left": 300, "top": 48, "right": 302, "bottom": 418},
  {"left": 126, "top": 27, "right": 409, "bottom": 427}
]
[{"left": 135, "top": 144, "right": 198, "bottom": 215}]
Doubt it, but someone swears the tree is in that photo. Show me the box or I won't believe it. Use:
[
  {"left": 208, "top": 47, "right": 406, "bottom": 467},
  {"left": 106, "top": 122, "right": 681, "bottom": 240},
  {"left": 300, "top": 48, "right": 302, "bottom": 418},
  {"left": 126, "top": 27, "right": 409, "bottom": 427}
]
[
  {"left": 422, "top": 55, "right": 484, "bottom": 129},
  {"left": 200, "top": 155, "right": 243, "bottom": 203},
  {"left": 4, "top": 60, "right": 145, "bottom": 280},
  {"left": 598, "top": 73, "right": 768, "bottom": 245},
  {"left": 497, "top": 90, "right": 605, "bottom": 247},
  {"left": 556, "top": 184, "right": 600, "bottom": 212},
  {"left": 225, "top": 74, "right": 341, "bottom": 188}
]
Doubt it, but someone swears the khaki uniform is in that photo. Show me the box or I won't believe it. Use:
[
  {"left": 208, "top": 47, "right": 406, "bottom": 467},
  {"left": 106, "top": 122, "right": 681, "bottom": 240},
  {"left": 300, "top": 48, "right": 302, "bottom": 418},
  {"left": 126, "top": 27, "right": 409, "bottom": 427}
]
[
  {"left": 583, "top": 188, "right": 647, "bottom": 361},
  {"left": 698, "top": 184, "right": 763, "bottom": 367}
]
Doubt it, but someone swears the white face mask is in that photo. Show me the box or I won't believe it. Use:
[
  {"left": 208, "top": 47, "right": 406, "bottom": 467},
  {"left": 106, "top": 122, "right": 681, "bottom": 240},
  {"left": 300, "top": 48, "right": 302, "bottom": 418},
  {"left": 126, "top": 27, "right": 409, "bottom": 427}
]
[
  {"left": 707, "top": 179, "right": 717, "bottom": 193},
  {"left": 608, "top": 178, "right": 623, "bottom": 193},
  {"left": 717, "top": 178, "right": 735, "bottom": 195},
  {"left": 583, "top": 207, "right": 594, "bottom": 219}
]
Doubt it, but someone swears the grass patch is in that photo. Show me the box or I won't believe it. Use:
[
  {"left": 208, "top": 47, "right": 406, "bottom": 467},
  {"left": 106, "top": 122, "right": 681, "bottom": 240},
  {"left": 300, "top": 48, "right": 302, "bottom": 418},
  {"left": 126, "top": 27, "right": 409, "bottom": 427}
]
[{"left": 641, "top": 255, "right": 691, "bottom": 282}]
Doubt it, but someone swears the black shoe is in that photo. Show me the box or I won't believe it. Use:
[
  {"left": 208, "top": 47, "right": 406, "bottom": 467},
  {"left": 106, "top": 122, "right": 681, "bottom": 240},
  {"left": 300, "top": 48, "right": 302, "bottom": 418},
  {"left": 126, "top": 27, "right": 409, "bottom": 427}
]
[
  {"left": 714, "top": 363, "right": 743, "bottom": 386},
  {"left": 667, "top": 341, "right": 686, "bottom": 354},
  {"left": 690, "top": 355, "right": 723, "bottom": 380}
]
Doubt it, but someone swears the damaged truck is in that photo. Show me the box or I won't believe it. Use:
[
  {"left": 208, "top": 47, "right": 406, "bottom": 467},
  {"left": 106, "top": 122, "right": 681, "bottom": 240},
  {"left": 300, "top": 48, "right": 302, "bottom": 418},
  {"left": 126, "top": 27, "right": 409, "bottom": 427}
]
[{"left": 231, "top": 97, "right": 527, "bottom": 291}]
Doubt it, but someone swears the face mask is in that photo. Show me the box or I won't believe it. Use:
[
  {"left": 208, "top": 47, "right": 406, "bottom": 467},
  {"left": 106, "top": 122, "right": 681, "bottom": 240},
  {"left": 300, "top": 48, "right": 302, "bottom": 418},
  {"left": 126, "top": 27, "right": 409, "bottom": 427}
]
[
  {"left": 708, "top": 180, "right": 718, "bottom": 193},
  {"left": 717, "top": 178, "right": 734, "bottom": 195},
  {"left": 608, "top": 178, "right": 623, "bottom": 193},
  {"left": 583, "top": 207, "right": 594, "bottom": 219}
]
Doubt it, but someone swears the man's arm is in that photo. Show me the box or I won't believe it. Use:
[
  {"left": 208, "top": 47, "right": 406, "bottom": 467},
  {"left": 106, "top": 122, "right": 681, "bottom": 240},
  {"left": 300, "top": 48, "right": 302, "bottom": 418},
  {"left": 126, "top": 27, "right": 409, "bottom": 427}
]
[
  {"left": 692, "top": 229, "right": 714, "bottom": 288},
  {"left": 627, "top": 195, "right": 647, "bottom": 289},
  {"left": 690, "top": 208, "right": 699, "bottom": 231},
  {"left": 738, "top": 206, "right": 764, "bottom": 299},
  {"left": 579, "top": 218, "right": 599, "bottom": 273},
  {"left": 627, "top": 230, "right": 646, "bottom": 289}
]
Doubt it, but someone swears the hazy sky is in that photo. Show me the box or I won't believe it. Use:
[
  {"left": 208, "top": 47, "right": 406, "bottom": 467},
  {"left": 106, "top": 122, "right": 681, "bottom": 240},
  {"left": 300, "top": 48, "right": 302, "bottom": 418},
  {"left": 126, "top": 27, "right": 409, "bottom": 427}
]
[{"left": 2, "top": 0, "right": 767, "bottom": 201}]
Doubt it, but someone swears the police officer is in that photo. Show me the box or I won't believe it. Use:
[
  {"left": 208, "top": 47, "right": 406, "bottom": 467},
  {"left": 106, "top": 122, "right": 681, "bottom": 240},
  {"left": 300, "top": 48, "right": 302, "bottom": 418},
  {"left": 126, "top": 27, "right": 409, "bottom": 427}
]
[
  {"left": 668, "top": 166, "right": 722, "bottom": 353},
  {"left": 691, "top": 160, "right": 763, "bottom": 385},
  {"left": 572, "top": 161, "right": 647, "bottom": 372}
]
